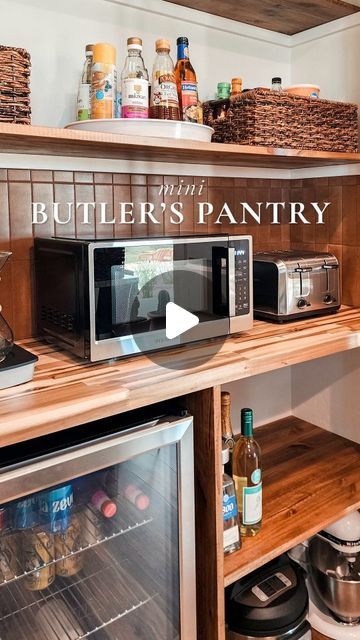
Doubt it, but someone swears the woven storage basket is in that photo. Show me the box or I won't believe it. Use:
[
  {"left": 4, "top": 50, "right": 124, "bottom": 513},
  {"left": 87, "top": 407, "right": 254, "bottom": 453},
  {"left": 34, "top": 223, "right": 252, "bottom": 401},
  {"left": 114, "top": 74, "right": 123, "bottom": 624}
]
[
  {"left": 0, "top": 46, "right": 31, "bottom": 124},
  {"left": 206, "top": 89, "right": 358, "bottom": 153}
]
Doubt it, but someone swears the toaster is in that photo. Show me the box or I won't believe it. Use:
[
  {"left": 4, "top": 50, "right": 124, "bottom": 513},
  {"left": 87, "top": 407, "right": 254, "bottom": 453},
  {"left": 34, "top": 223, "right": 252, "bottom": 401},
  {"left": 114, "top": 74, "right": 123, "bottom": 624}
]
[{"left": 253, "top": 250, "right": 340, "bottom": 322}]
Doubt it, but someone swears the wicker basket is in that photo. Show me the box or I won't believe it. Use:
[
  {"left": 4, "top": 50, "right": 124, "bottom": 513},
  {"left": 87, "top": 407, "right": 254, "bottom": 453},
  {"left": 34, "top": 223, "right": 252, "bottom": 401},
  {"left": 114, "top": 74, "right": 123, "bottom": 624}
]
[
  {"left": 0, "top": 46, "right": 31, "bottom": 124},
  {"left": 205, "top": 89, "right": 358, "bottom": 153}
]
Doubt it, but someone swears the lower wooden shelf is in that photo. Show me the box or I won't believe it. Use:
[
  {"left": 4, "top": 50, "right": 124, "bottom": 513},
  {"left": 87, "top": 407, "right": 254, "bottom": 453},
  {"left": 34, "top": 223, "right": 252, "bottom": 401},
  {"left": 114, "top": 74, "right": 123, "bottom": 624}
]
[{"left": 224, "top": 415, "right": 360, "bottom": 587}]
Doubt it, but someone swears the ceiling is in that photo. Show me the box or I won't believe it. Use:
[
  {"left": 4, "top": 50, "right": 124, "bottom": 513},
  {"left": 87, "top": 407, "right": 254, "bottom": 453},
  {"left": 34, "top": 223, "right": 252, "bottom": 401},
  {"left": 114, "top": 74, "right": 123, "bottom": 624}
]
[{"left": 163, "top": 0, "right": 360, "bottom": 35}]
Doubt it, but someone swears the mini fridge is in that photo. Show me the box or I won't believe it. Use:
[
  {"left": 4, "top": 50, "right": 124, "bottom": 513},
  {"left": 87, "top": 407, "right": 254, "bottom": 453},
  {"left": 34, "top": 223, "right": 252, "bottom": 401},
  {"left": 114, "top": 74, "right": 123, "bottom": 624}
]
[{"left": 0, "top": 406, "right": 196, "bottom": 639}]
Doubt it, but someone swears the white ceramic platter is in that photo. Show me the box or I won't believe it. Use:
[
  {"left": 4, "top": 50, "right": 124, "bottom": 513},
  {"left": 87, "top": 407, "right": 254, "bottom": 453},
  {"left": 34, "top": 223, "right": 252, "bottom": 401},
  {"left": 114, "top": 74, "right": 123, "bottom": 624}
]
[{"left": 65, "top": 118, "right": 214, "bottom": 142}]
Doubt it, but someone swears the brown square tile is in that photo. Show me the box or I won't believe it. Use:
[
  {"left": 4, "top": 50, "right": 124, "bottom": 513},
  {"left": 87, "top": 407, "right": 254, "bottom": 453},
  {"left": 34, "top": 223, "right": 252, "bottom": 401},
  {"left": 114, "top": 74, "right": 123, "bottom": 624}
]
[
  {"left": 8, "top": 182, "right": 33, "bottom": 259},
  {"left": 113, "top": 173, "right": 130, "bottom": 184},
  {"left": 0, "top": 170, "right": 7, "bottom": 181},
  {"left": 8, "top": 169, "right": 31, "bottom": 182},
  {"left": 131, "top": 175, "right": 147, "bottom": 185},
  {"left": 31, "top": 170, "right": 53, "bottom": 183},
  {"left": 94, "top": 172, "right": 112, "bottom": 184},
  {"left": 74, "top": 172, "right": 94, "bottom": 183},
  {"left": 54, "top": 171, "right": 74, "bottom": 183}
]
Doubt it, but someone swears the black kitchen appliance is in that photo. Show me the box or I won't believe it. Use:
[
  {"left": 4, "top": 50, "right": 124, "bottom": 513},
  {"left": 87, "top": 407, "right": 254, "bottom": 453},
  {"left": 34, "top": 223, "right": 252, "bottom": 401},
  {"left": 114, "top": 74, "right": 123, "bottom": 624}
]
[
  {"left": 34, "top": 235, "right": 253, "bottom": 362},
  {"left": 226, "top": 556, "right": 311, "bottom": 640}
]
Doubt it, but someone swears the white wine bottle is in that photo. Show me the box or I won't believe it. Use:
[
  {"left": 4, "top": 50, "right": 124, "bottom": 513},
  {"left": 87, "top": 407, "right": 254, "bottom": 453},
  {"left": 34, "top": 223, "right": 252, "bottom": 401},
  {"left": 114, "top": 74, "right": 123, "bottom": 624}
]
[{"left": 233, "top": 408, "right": 262, "bottom": 536}]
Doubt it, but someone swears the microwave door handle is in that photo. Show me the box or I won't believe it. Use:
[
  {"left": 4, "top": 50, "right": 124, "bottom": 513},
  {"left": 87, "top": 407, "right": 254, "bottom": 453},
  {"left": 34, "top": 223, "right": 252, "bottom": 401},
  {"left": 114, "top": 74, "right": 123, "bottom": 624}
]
[
  {"left": 228, "top": 247, "right": 236, "bottom": 317},
  {"left": 212, "top": 246, "right": 235, "bottom": 316}
]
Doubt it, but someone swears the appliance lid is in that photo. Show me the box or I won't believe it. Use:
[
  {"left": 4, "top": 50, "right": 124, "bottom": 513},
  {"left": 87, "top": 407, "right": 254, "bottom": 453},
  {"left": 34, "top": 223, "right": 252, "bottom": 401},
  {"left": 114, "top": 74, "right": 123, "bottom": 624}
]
[
  {"left": 226, "top": 556, "right": 309, "bottom": 635},
  {"left": 254, "top": 250, "right": 339, "bottom": 271}
]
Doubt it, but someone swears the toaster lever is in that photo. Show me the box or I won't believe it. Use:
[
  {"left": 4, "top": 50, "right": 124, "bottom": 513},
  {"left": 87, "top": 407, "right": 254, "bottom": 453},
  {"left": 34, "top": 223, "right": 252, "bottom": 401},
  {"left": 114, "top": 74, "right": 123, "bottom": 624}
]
[
  {"left": 322, "top": 264, "right": 339, "bottom": 270},
  {"left": 294, "top": 266, "right": 313, "bottom": 273}
]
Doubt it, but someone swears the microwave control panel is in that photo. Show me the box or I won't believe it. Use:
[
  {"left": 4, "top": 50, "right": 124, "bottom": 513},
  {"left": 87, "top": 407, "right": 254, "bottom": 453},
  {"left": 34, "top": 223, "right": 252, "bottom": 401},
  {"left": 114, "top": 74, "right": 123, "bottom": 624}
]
[{"left": 230, "top": 238, "right": 251, "bottom": 316}]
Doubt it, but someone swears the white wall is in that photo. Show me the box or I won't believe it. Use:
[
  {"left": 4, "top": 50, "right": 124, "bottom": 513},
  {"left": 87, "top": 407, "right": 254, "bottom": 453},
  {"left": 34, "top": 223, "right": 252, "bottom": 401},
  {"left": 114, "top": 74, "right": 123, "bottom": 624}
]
[
  {"left": 291, "top": 15, "right": 360, "bottom": 104},
  {"left": 292, "top": 349, "right": 360, "bottom": 444},
  {"left": 0, "top": 0, "right": 291, "bottom": 127},
  {"left": 222, "top": 368, "right": 292, "bottom": 434},
  {"left": 222, "top": 348, "right": 360, "bottom": 444}
]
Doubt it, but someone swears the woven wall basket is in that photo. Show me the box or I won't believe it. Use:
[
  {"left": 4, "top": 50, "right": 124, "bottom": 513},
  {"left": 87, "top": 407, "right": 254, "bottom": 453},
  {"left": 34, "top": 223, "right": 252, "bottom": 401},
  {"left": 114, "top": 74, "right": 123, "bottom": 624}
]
[
  {"left": 0, "top": 46, "right": 31, "bottom": 124},
  {"left": 205, "top": 89, "right": 358, "bottom": 153}
]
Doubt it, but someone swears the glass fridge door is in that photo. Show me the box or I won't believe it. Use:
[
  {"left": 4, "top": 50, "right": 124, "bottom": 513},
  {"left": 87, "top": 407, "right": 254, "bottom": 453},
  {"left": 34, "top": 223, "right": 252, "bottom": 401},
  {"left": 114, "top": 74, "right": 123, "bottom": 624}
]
[{"left": 0, "top": 415, "right": 195, "bottom": 640}]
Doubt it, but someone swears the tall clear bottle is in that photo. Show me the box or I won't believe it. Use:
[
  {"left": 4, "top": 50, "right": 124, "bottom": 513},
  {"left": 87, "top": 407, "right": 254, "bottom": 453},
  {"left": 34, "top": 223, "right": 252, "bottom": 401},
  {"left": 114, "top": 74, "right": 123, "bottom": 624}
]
[
  {"left": 121, "top": 37, "right": 149, "bottom": 119},
  {"left": 222, "top": 447, "right": 241, "bottom": 555},
  {"left": 232, "top": 408, "right": 262, "bottom": 537},
  {"left": 150, "top": 39, "right": 180, "bottom": 121},
  {"left": 221, "top": 391, "right": 235, "bottom": 476},
  {"left": 77, "top": 45, "right": 93, "bottom": 121}
]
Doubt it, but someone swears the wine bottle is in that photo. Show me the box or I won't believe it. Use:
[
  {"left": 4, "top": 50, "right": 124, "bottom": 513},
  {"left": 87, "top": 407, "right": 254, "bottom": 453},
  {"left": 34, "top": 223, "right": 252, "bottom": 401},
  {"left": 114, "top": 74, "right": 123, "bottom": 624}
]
[
  {"left": 221, "top": 391, "right": 235, "bottom": 475},
  {"left": 232, "top": 408, "right": 262, "bottom": 536}
]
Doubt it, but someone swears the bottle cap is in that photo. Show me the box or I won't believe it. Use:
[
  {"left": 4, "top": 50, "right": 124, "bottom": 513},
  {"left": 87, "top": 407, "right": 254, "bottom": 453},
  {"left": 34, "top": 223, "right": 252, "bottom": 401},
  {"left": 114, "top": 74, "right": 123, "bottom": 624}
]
[
  {"left": 222, "top": 447, "right": 230, "bottom": 465},
  {"left": 241, "top": 408, "right": 253, "bottom": 436},
  {"left": 101, "top": 499, "right": 117, "bottom": 518},
  {"left": 92, "top": 43, "right": 116, "bottom": 65},
  {"left": 135, "top": 493, "right": 150, "bottom": 510},
  {"left": 272, "top": 77, "right": 282, "bottom": 83},
  {"left": 221, "top": 391, "right": 231, "bottom": 405},
  {"left": 232, "top": 77, "right": 242, "bottom": 84},
  {"left": 156, "top": 39, "right": 170, "bottom": 51},
  {"left": 85, "top": 44, "right": 94, "bottom": 54},
  {"left": 177, "top": 36, "right": 189, "bottom": 45},
  {"left": 127, "top": 37, "right": 142, "bottom": 49},
  {"left": 218, "top": 82, "right": 231, "bottom": 90}
]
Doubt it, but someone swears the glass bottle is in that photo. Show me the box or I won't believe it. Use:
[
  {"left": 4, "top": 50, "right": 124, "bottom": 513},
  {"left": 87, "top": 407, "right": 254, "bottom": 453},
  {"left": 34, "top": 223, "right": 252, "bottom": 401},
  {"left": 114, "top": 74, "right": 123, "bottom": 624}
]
[
  {"left": 150, "top": 39, "right": 180, "bottom": 121},
  {"left": 232, "top": 408, "right": 262, "bottom": 537},
  {"left": 121, "top": 37, "right": 149, "bottom": 119},
  {"left": 221, "top": 391, "right": 235, "bottom": 475},
  {"left": 214, "top": 82, "right": 231, "bottom": 119},
  {"left": 77, "top": 44, "right": 93, "bottom": 121},
  {"left": 91, "top": 43, "right": 117, "bottom": 119},
  {"left": 231, "top": 77, "right": 243, "bottom": 97},
  {"left": 272, "top": 77, "right": 282, "bottom": 91},
  {"left": 222, "top": 447, "right": 241, "bottom": 555},
  {"left": 0, "top": 252, "right": 13, "bottom": 363},
  {"left": 174, "top": 36, "right": 200, "bottom": 123}
]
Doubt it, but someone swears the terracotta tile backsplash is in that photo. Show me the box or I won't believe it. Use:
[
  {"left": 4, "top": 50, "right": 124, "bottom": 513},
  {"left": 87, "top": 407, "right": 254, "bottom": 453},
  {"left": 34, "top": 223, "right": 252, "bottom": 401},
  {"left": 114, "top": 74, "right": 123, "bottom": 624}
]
[{"left": 0, "top": 170, "right": 359, "bottom": 339}]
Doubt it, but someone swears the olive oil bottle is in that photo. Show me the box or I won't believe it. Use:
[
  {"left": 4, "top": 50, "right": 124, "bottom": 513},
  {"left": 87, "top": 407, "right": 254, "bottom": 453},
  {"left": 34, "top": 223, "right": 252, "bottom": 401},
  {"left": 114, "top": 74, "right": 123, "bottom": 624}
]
[{"left": 233, "top": 408, "right": 262, "bottom": 536}]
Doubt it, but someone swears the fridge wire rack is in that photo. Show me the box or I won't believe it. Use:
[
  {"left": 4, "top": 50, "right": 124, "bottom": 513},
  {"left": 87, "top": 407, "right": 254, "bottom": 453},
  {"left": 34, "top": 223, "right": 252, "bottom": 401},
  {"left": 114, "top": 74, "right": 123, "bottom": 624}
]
[
  {"left": 0, "top": 545, "right": 157, "bottom": 639},
  {"left": 0, "top": 497, "right": 153, "bottom": 589}
]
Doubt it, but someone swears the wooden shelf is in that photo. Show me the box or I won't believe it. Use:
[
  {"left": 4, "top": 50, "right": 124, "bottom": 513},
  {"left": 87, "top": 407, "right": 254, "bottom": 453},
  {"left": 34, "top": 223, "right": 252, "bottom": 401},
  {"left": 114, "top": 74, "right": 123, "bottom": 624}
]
[
  {"left": 1, "top": 307, "right": 360, "bottom": 446},
  {"left": 1, "top": 123, "right": 360, "bottom": 169},
  {"left": 224, "top": 415, "right": 360, "bottom": 587},
  {"left": 163, "top": 0, "right": 360, "bottom": 36}
]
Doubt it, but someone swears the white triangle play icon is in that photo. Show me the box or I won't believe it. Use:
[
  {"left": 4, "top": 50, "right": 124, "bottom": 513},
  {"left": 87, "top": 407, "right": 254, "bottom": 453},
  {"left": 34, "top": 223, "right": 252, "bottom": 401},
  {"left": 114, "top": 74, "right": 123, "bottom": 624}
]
[{"left": 166, "top": 302, "right": 199, "bottom": 340}]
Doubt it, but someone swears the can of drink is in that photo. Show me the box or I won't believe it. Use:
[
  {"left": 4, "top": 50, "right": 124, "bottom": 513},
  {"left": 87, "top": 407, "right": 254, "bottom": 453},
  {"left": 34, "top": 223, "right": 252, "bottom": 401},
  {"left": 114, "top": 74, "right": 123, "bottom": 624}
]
[
  {"left": 0, "top": 532, "right": 18, "bottom": 582},
  {"left": 22, "top": 529, "right": 55, "bottom": 591},
  {"left": 55, "top": 514, "right": 84, "bottom": 577},
  {"left": 39, "top": 485, "right": 74, "bottom": 533},
  {"left": 0, "top": 507, "right": 7, "bottom": 532},
  {"left": 14, "top": 496, "right": 39, "bottom": 529}
]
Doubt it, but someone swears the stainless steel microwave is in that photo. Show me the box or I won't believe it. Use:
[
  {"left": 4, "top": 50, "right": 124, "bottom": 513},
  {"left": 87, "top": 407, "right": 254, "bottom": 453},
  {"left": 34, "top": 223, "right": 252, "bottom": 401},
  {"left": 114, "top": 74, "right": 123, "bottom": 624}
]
[{"left": 34, "top": 235, "right": 253, "bottom": 362}]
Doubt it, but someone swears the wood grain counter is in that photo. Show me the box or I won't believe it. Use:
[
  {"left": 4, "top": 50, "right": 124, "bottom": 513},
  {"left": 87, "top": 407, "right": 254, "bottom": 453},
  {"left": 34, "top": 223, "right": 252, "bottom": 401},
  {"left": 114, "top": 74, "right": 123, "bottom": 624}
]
[{"left": 1, "top": 306, "right": 360, "bottom": 446}]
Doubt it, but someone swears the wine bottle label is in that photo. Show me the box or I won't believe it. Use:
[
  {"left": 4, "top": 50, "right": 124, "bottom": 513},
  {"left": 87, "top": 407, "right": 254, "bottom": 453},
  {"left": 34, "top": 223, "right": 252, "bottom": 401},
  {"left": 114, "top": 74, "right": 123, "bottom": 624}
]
[
  {"left": 181, "top": 81, "right": 199, "bottom": 123},
  {"left": 224, "top": 525, "right": 240, "bottom": 550},
  {"left": 222, "top": 493, "right": 238, "bottom": 522},
  {"left": 122, "top": 78, "right": 148, "bottom": 119},
  {"left": 243, "top": 483, "right": 262, "bottom": 525}
]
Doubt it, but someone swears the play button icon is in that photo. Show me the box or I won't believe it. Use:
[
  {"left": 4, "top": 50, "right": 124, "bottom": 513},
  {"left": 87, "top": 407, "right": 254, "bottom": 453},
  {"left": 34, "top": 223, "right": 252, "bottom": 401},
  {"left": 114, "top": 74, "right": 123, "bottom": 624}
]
[{"left": 165, "top": 302, "right": 199, "bottom": 340}]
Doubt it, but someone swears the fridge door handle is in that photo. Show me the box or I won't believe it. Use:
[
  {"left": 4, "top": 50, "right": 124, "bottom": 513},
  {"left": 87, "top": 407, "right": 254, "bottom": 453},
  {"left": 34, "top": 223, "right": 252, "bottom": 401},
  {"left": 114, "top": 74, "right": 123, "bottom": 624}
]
[{"left": 0, "top": 416, "right": 193, "bottom": 504}]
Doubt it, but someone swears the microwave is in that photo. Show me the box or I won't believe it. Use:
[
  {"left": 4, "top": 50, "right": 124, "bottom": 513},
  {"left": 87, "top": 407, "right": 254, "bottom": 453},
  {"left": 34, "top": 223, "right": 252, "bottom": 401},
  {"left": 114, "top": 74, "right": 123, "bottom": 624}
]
[{"left": 34, "top": 235, "right": 253, "bottom": 362}]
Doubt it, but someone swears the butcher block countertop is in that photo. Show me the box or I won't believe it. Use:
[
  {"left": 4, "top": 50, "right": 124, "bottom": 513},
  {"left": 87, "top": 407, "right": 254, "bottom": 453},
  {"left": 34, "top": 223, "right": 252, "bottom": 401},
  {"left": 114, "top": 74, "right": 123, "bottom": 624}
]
[{"left": 1, "top": 306, "right": 360, "bottom": 446}]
